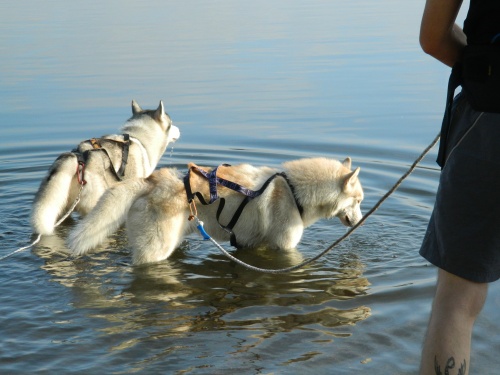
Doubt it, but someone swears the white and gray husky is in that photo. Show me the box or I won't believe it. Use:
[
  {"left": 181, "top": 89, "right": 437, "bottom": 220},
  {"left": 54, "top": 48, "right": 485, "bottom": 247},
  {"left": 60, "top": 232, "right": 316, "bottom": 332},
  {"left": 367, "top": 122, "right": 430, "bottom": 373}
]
[
  {"left": 31, "top": 100, "right": 180, "bottom": 236},
  {"left": 68, "top": 157, "right": 363, "bottom": 265}
]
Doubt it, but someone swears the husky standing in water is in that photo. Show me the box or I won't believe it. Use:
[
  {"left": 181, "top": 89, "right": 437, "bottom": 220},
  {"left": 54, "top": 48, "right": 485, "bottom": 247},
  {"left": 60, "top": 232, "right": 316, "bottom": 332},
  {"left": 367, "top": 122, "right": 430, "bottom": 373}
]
[
  {"left": 31, "top": 100, "right": 180, "bottom": 236},
  {"left": 68, "top": 157, "right": 363, "bottom": 265}
]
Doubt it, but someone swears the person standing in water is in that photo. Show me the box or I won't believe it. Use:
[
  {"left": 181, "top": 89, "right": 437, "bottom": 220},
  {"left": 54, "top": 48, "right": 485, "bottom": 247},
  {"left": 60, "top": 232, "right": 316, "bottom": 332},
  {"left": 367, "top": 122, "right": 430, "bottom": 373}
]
[{"left": 419, "top": 0, "right": 500, "bottom": 374}]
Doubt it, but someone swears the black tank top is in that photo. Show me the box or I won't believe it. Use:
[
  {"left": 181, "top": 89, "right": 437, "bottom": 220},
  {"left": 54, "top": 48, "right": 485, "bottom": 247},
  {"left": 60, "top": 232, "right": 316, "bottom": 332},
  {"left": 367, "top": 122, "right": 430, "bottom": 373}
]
[{"left": 463, "top": 0, "right": 500, "bottom": 44}]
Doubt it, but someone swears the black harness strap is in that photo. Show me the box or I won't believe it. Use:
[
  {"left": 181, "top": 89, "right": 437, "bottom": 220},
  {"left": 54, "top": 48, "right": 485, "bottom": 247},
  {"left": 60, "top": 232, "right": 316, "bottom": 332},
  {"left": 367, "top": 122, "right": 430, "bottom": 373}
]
[
  {"left": 184, "top": 165, "right": 304, "bottom": 248},
  {"left": 116, "top": 133, "right": 130, "bottom": 178},
  {"left": 72, "top": 133, "right": 131, "bottom": 182},
  {"left": 183, "top": 165, "right": 223, "bottom": 206}
]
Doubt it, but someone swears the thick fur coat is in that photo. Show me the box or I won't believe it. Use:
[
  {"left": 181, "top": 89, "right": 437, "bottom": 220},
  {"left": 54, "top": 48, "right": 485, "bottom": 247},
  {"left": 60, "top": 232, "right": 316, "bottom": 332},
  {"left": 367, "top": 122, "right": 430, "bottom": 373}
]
[
  {"left": 31, "top": 101, "right": 180, "bottom": 235},
  {"left": 68, "top": 157, "right": 364, "bottom": 265}
]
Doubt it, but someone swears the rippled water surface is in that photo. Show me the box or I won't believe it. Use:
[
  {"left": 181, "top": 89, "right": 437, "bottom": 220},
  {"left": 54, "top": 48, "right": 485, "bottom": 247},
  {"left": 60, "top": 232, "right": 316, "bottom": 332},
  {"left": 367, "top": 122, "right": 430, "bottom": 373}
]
[{"left": 2, "top": 1, "right": 499, "bottom": 374}]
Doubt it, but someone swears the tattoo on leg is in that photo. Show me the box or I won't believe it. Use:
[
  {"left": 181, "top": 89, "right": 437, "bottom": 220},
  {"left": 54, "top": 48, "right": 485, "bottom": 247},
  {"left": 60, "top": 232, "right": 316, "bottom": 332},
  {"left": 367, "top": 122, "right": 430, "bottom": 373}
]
[
  {"left": 457, "top": 359, "right": 467, "bottom": 375},
  {"left": 434, "top": 355, "right": 442, "bottom": 375},
  {"left": 434, "top": 356, "right": 467, "bottom": 375}
]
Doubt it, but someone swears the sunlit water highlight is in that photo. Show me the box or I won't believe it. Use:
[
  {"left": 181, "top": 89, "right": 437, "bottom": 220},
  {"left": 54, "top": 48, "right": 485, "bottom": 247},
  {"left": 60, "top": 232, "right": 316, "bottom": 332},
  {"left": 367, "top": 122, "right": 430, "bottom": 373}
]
[{"left": 1, "top": 1, "right": 499, "bottom": 374}]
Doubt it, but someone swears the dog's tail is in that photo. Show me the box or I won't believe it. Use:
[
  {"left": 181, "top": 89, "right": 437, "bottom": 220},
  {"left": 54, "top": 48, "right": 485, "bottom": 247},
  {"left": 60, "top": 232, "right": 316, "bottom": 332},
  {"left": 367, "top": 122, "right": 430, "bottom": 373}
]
[
  {"left": 31, "top": 153, "right": 80, "bottom": 236},
  {"left": 68, "top": 177, "right": 151, "bottom": 257}
]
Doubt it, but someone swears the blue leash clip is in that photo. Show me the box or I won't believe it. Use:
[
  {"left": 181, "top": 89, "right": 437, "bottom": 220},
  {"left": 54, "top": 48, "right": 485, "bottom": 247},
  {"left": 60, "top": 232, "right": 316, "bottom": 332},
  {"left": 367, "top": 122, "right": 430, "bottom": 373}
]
[{"left": 196, "top": 219, "right": 211, "bottom": 240}]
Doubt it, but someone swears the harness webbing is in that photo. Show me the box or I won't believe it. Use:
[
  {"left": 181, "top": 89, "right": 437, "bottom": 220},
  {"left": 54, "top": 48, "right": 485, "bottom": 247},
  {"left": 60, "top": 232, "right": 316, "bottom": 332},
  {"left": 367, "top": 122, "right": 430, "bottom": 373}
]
[
  {"left": 116, "top": 133, "right": 130, "bottom": 177},
  {"left": 72, "top": 134, "right": 131, "bottom": 181},
  {"left": 184, "top": 164, "right": 304, "bottom": 247}
]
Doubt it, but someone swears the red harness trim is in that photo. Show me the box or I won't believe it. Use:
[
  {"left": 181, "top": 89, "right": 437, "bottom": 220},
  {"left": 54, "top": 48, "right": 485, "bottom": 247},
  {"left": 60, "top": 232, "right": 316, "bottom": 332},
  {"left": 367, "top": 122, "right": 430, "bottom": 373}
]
[{"left": 76, "top": 161, "right": 87, "bottom": 185}]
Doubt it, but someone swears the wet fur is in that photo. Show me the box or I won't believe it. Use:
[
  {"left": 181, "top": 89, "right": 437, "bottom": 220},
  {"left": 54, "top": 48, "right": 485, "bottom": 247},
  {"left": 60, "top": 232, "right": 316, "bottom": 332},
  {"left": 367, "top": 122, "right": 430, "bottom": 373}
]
[
  {"left": 68, "top": 157, "right": 364, "bottom": 265},
  {"left": 31, "top": 100, "right": 180, "bottom": 235}
]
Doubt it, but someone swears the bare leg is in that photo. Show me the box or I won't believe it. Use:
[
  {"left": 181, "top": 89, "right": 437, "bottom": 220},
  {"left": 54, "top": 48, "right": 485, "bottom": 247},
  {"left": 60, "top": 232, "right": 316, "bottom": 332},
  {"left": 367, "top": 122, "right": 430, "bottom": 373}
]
[{"left": 420, "top": 269, "right": 487, "bottom": 375}]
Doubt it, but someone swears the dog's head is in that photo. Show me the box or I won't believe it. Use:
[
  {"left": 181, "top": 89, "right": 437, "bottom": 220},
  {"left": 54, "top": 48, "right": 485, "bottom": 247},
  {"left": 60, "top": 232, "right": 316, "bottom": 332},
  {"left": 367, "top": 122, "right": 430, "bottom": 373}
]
[
  {"left": 336, "top": 158, "right": 363, "bottom": 227},
  {"left": 131, "top": 100, "right": 180, "bottom": 144}
]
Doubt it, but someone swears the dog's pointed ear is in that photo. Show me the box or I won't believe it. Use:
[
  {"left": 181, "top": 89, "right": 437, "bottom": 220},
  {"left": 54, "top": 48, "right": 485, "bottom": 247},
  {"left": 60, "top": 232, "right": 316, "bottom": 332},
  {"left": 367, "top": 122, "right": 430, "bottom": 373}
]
[
  {"left": 154, "top": 100, "right": 165, "bottom": 122},
  {"left": 342, "top": 157, "right": 352, "bottom": 170},
  {"left": 131, "top": 100, "right": 142, "bottom": 115},
  {"left": 343, "top": 167, "right": 360, "bottom": 191}
]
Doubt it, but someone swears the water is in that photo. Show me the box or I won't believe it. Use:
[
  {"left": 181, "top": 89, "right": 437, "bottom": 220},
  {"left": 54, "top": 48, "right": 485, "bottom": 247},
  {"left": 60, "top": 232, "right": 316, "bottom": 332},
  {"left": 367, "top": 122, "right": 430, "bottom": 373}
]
[{"left": 1, "top": 0, "right": 499, "bottom": 374}]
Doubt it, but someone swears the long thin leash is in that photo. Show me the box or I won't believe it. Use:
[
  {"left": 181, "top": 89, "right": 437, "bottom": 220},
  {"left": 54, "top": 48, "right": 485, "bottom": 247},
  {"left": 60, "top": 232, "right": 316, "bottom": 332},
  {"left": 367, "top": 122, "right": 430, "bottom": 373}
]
[
  {"left": 0, "top": 134, "right": 142, "bottom": 262},
  {"left": 0, "top": 179, "right": 85, "bottom": 262},
  {"left": 194, "top": 133, "right": 441, "bottom": 274},
  {"left": 0, "top": 133, "right": 440, "bottom": 266},
  {"left": 0, "top": 134, "right": 149, "bottom": 262}
]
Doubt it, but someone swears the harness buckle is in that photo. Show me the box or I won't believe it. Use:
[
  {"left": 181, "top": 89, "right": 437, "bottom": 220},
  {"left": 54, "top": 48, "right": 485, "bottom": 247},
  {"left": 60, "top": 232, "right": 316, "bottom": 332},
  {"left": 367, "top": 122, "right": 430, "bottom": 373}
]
[{"left": 90, "top": 138, "right": 101, "bottom": 149}]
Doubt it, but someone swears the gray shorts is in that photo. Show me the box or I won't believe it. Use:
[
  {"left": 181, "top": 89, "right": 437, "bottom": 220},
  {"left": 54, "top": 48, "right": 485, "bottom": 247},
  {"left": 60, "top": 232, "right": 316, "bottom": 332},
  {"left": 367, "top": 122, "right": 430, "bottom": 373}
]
[{"left": 420, "top": 93, "right": 500, "bottom": 283}]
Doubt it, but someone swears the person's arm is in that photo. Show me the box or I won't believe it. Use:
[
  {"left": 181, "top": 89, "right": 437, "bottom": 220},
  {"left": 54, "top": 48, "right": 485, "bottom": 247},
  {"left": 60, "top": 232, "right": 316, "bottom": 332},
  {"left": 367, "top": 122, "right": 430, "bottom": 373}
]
[{"left": 419, "top": 0, "right": 467, "bottom": 67}]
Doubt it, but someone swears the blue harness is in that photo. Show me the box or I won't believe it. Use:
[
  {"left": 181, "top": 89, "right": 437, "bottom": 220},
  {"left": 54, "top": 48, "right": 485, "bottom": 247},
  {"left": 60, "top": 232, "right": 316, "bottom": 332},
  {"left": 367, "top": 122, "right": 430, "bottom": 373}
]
[{"left": 183, "top": 164, "right": 304, "bottom": 248}]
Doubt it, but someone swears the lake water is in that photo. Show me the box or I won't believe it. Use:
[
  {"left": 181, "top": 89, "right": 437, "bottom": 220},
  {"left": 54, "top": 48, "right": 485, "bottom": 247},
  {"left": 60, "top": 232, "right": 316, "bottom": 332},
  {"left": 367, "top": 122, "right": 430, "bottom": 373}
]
[{"left": 1, "top": 0, "right": 499, "bottom": 374}]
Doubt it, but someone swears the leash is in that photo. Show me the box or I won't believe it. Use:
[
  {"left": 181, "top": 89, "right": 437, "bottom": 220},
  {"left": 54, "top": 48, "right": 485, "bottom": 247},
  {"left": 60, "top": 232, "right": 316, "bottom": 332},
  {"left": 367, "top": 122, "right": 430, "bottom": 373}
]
[
  {"left": 0, "top": 133, "right": 440, "bottom": 267},
  {"left": 192, "top": 133, "right": 441, "bottom": 274},
  {"left": 1, "top": 133, "right": 153, "bottom": 262},
  {"left": 0, "top": 163, "right": 87, "bottom": 262}
]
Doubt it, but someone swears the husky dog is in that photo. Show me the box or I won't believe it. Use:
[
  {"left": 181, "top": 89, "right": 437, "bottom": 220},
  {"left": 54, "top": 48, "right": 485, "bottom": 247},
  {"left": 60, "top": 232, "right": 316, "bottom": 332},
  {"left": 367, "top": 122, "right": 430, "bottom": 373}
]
[
  {"left": 31, "top": 100, "right": 180, "bottom": 236},
  {"left": 68, "top": 157, "right": 363, "bottom": 265}
]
